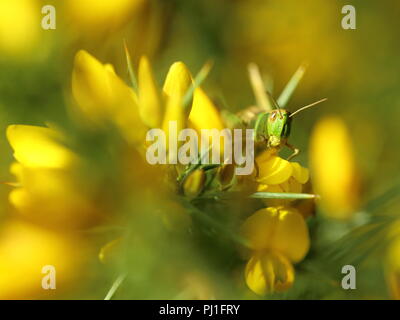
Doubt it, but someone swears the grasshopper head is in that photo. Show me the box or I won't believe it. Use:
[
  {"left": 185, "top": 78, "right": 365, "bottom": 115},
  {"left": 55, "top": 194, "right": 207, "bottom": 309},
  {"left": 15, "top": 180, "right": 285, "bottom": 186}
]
[{"left": 267, "top": 109, "right": 292, "bottom": 147}]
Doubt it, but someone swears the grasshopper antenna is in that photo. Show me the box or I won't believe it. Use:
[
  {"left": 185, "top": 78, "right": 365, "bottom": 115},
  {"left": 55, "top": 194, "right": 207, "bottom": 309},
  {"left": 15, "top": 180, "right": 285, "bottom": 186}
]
[
  {"left": 265, "top": 90, "right": 283, "bottom": 118},
  {"left": 289, "top": 98, "right": 328, "bottom": 117}
]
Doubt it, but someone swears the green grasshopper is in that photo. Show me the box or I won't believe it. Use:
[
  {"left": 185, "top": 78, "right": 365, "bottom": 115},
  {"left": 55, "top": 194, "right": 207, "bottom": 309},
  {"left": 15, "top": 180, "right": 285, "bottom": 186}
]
[{"left": 237, "top": 63, "right": 327, "bottom": 160}]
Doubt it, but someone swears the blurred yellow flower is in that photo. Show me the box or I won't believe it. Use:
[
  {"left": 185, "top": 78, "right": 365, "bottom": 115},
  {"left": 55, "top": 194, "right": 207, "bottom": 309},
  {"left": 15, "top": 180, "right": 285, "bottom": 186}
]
[
  {"left": 72, "top": 50, "right": 222, "bottom": 153},
  {"left": 309, "top": 116, "right": 359, "bottom": 220},
  {"left": 7, "top": 125, "right": 76, "bottom": 169},
  {"left": 72, "top": 50, "right": 147, "bottom": 145},
  {"left": 240, "top": 206, "right": 310, "bottom": 295},
  {"left": 161, "top": 62, "right": 193, "bottom": 149},
  {"left": 138, "top": 56, "right": 163, "bottom": 128},
  {"left": 66, "top": 0, "right": 146, "bottom": 32},
  {"left": 180, "top": 272, "right": 216, "bottom": 300},
  {"left": 0, "top": 219, "right": 84, "bottom": 299},
  {"left": 189, "top": 88, "right": 225, "bottom": 132},
  {"left": 7, "top": 125, "right": 101, "bottom": 229},
  {"left": 0, "top": 0, "right": 40, "bottom": 57}
]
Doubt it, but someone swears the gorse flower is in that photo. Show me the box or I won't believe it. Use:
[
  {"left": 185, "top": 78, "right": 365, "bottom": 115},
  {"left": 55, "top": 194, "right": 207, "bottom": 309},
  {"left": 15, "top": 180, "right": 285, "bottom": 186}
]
[
  {"left": 66, "top": 0, "right": 146, "bottom": 32},
  {"left": 3, "top": 42, "right": 317, "bottom": 299},
  {"left": 72, "top": 50, "right": 224, "bottom": 151},
  {"left": 0, "top": 0, "right": 40, "bottom": 57},
  {"left": 309, "top": 116, "right": 359, "bottom": 220},
  {"left": 6, "top": 125, "right": 102, "bottom": 229},
  {"left": 6, "top": 49, "right": 223, "bottom": 233},
  {"left": 245, "top": 147, "right": 312, "bottom": 211},
  {"left": 240, "top": 206, "right": 310, "bottom": 295},
  {"left": 72, "top": 50, "right": 148, "bottom": 145},
  {"left": 0, "top": 219, "right": 84, "bottom": 299},
  {"left": 255, "top": 148, "right": 309, "bottom": 196}
]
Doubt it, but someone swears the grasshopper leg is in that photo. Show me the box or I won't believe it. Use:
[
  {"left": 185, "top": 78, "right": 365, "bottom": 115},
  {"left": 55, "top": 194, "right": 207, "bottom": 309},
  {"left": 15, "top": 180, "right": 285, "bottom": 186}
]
[{"left": 286, "top": 142, "right": 300, "bottom": 161}]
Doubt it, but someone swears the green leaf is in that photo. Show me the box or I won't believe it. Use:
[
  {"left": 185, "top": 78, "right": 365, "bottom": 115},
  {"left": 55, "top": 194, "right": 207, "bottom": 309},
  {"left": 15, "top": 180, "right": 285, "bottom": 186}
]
[
  {"left": 250, "top": 192, "right": 318, "bottom": 200},
  {"left": 277, "top": 62, "right": 307, "bottom": 108},
  {"left": 124, "top": 40, "right": 138, "bottom": 92}
]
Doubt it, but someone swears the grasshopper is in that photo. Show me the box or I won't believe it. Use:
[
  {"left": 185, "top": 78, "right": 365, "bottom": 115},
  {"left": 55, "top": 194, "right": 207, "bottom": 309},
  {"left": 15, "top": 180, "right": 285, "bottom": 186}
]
[{"left": 236, "top": 63, "right": 327, "bottom": 160}]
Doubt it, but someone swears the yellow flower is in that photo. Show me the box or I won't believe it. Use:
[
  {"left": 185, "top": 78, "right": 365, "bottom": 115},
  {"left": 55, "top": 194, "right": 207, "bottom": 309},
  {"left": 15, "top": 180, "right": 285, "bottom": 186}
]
[
  {"left": 66, "top": 0, "right": 146, "bottom": 32},
  {"left": 134, "top": 53, "right": 226, "bottom": 161},
  {"left": 240, "top": 206, "right": 310, "bottom": 295},
  {"left": 255, "top": 149, "right": 309, "bottom": 205},
  {"left": 245, "top": 251, "right": 294, "bottom": 295},
  {"left": 7, "top": 125, "right": 76, "bottom": 169},
  {"left": 0, "top": 219, "right": 84, "bottom": 299},
  {"left": 183, "top": 169, "right": 205, "bottom": 198},
  {"left": 189, "top": 88, "right": 225, "bottom": 132},
  {"left": 72, "top": 50, "right": 148, "bottom": 145},
  {"left": 309, "top": 116, "right": 359, "bottom": 220},
  {"left": 189, "top": 87, "right": 226, "bottom": 157},
  {"left": 72, "top": 49, "right": 226, "bottom": 157},
  {"left": 180, "top": 272, "right": 216, "bottom": 300},
  {"left": 161, "top": 62, "right": 193, "bottom": 149},
  {"left": 0, "top": 0, "right": 40, "bottom": 57},
  {"left": 10, "top": 51, "right": 211, "bottom": 230},
  {"left": 7, "top": 125, "right": 100, "bottom": 229},
  {"left": 138, "top": 56, "right": 163, "bottom": 128}
]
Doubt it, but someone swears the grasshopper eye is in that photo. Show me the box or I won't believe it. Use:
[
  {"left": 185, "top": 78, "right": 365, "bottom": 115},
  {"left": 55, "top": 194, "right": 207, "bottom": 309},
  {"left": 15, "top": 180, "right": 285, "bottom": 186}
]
[{"left": 270, "top": 111, "right": 277, "bottom": 121}]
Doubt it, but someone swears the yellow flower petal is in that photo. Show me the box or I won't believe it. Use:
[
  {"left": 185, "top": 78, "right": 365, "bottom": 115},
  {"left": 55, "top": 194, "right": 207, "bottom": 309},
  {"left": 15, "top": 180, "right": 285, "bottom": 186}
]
[
  {"left": 161, "top": 62, "right": 193, "bottom": 142},
  {"left": 254, "top": 148, "right": 277, "bottom": 163},
  {"left": 138, "top": 56, "right": 162, "bottom": 128},
  {"left": 106, "top": 67, "right": 148, "bottom": 144},
  {"left": 0, "top": 0, "right": 40, "bottom": 56},
  {"left": 162, "top": 93, "right": 185, "bottom": 152},
  {"left": 256, "top": 183, "right": 269, "bottom": 192},
  {"left": 163, "top": 62, "right": 192, "bottom": 105},
  {"left": 291, "top": 162, "right": 309, "bottom": 184},
  {"left": 189, "top": 88, "right": 224, "bottom": 131},
  {"left": 309, "top": 116, "right": 359, "bottom": 219},
  {"left": 9, "top": 165, "right": 100, "bottom": 229},
  {"left": 256, "top": 154, "right": 293, "bottom": 185},
  {"left": 72, "top": 50, "right": 147, "bottom": 144},
  {"left": 240, "top": 207, "right": 278, "bottom": 252},
  {"left": 7, "top": 125, "right": 75, "bottom": 169},
  {"left": 272, "top": 207, "right": 310, "bottom": 262},
  {"left": 72, "top": 50, "right": 113, "bottom": 121},
  {"left": 241, "top": 206, "right": 310, "bottom": 262},
  {"left": 245, "top": 251, "right": 294, "bottom": 296},
  {"left": 66, "top": 0, "right": 145, "bottom": 31},
  {"left": 0, "top": 220, "right": 84, "bottom": 299},
  {"left": 10, "top": 162, "right": 23, "bottom": 182}
]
